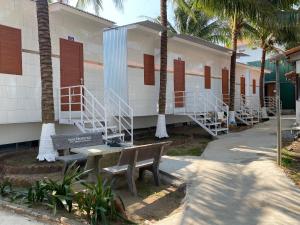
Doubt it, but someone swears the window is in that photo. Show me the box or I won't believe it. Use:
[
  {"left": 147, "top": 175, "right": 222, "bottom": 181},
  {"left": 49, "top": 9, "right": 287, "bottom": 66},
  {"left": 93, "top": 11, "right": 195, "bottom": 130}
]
[
  {"left": 0, "top": 24, "right": 22, "bottom": 75},
  {"left": 144, "top": 54, "right": 155, "bottom": 85},
  {"left": 204, "top": 66, "right": 211, "bottom": 89},
  {"left": 253, "top": 79, "right": 256, "bottom": 94},
  {"left": 240, "top": 76, "right": 245, "bottom": 95}
]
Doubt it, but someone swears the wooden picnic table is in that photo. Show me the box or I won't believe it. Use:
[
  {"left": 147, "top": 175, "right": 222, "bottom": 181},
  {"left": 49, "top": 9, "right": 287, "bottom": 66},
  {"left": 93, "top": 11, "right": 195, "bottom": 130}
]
[{"left": 71, "top": 145, "right": 124, "bottom": 182}]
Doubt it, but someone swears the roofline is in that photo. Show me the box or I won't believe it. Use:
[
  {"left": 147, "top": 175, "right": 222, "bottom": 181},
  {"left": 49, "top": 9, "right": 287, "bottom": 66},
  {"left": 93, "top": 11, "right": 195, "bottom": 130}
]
[
  {"left": 49, "top": 2, "right": 115, "bottom": 26},
  {"left": 172, "top": 34, "right": 232, "bottom": 55},
  {"left": 285, "top": 46, "right": 300, "bottom": 56},
  {"left": 105, "top": 20, "right": 233, "bottom": 55}
]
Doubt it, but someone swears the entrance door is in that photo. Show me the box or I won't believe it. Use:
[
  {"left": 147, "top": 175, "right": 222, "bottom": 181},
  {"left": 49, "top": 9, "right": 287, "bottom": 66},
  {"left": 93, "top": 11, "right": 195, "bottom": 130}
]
[
  {"left": 222, "top": 68, "right": 229, "bottom": 105},
  {"left": 174, "top": 59, "right": 185, "bottom": 108},
  {"left": 240, "top": 76, "right": 246, "bottom": 96},
  {"left": 60, "top": 38, "right": 84, "bottom": 111}
]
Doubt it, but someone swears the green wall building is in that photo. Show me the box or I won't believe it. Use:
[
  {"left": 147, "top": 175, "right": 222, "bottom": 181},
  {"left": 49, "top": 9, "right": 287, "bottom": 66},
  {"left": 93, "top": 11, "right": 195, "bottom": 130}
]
[{"left": 249, "top": 60, "right": 295, "bottom": 111}]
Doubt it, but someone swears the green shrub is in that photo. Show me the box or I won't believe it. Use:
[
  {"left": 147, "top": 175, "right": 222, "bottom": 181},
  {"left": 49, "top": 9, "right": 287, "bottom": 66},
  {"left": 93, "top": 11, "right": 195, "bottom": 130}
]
[
  {"left": 27, "top": 180, "right": 46, "bottom": 205},
  {"left": 43, "top": 162, "right": 88, "bottom": 215},
  {"left": 0, "top": 179, "right": 12, "bottom": 197},
  {"left": 76, "top": 177, "right": 133, "bottom": 225}
]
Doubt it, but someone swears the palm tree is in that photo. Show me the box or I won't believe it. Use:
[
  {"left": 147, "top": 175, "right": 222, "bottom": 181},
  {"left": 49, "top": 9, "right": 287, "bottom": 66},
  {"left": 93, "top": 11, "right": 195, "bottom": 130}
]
[
  {"left": 174, "top": 4, "right": 230, "bottom": 44},
  {"left": 241, "top": 4, "right": 299, "bottom": 110},
  {"left": 74, "top": 0, "right": 124, "bottom": 15},
  {"left": 37, "top": 0, "right": 124, "bottom": 161},
  {"left": 179, "top": 0, "right": 297, "bottom": 124},
  {"left": 36, "top": 0, "right": 57, "bottom": 161},
  {"left": 156, "top": 0, "right": 169, "bottom": 138}
]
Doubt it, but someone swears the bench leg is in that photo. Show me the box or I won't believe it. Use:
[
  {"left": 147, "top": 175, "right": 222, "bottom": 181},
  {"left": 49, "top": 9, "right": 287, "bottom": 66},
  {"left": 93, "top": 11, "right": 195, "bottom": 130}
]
[
  {"left": 138, "top": 168, "right": 146, "bottom": 181},
  {"left": 127, "top": 167, "right": 137, "bottom": 196},
  {"left": 152, "top": 165, "right": 160, "bottom": 186}
]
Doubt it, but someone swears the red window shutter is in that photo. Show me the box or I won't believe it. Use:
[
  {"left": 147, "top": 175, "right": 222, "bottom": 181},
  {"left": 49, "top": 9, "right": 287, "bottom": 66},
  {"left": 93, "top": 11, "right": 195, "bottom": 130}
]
[
  {"left": 253, "top": 79, "right": 256, "bottom": 94},
  {"left": 0, "top": 24, "right": 22, "bottom": 75},
  {"left": 204, "top": 66, "right": 211, "bottom": 89},
  {"left": 240, "top": 76, "right": 246, "bottom": 95},
  {"left": 174, "top": 59, "right": 185, "bottom": 107},
  {"left": 144, "top": 54, "right": 155, "bottom": 85}
]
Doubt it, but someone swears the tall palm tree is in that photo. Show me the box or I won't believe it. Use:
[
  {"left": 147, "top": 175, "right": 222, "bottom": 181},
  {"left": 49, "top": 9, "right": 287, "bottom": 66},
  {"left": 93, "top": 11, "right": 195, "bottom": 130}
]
[
  {"left": 179, "top": 0, "right": 297, "bottom": 124},
  {"left": 156, "top": 0, "right": 169, "bottom": 138},
  {"left": 240, "top": 4, "right": 299, "bottom": 109},
  {"left": 177, "top": 0, "right": 261, "bottom": 123},
  {"left": 36, "top": 0, "right": 57, "bottom": 161},
  {"left": 37, "top": 0, "right": 124, "bottom": 161},
  {"left": 174, "top": 4, "right": 230, "bottom": 44}
]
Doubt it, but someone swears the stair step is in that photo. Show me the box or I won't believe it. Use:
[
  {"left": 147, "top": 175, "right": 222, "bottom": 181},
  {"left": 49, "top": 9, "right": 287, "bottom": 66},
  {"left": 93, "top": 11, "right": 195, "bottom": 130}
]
[
  {"left": 205, "top": 122, "right": 221, "bottom": 126},
  {"left": 211, "top": 127, "right": 229, "bottom": 132},
  {"left": 84, "top": 125, "right": 116, "bottom": 130},
  {"left": 105, "top": 133, "right": 125, "bottom": 139}
]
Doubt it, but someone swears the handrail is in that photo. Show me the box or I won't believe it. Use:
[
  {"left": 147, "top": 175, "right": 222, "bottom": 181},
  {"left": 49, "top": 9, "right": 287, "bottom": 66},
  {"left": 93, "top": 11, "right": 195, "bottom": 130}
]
[
  {"left": 59, "top": 85, "right": 108, "bottom": 140},
  {"left": 172, "top": 90, "right": 229, "bottom": 136},
  {"left": 105, "top": 89, "right": 134, "bottom": 145}
]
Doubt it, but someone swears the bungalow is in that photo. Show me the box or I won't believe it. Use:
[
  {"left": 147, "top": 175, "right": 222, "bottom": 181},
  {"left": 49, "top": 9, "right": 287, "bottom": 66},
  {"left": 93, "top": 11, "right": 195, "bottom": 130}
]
[
  {"left": 285, "top": 46, "right": 300, "bottom": 124},
  {"left": 0, "top": 0, "right": 262, "bottom": 147}
]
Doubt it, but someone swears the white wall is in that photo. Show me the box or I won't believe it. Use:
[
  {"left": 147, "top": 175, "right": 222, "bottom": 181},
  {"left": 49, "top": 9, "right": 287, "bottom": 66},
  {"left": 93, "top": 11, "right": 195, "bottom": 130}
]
[
  {"left": 0, "top": 0, "right": 109, "bottom": 144},
  {"left": 0, "top": 0, "right": 108, "bottom": 125},
  {"left": 236, "top": 63, "right": 261, "bottom": 110},
  {"left": 127, "top": 28, "right": 231, "bottom": 117}
]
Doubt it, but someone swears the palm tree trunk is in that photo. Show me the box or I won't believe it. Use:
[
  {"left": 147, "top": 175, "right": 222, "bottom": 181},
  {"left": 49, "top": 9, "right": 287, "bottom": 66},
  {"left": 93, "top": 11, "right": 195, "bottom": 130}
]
[
  {"left": 36, "top": 0, "right": 57, "bottom": 162},
  {"left": 229, "top": 19, "right": 238, "bottom": 112},
  {"left": 260, "top": 47, "right": 266, "bottom": 107},
  {"left": 158, "top": 0, "right": 167, "bottom": 115},
  {"left": 155, "top": 0, "right": 169, "bottom": 138},
  {"left": 37, "top": 0, "right": 55, "bottom": 123}
]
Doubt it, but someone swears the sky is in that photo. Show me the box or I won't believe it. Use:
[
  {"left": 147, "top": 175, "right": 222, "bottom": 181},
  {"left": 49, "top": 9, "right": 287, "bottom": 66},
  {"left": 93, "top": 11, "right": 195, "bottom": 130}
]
[{"left": 69, "top": 0, "right": 175, "bottom": 26}]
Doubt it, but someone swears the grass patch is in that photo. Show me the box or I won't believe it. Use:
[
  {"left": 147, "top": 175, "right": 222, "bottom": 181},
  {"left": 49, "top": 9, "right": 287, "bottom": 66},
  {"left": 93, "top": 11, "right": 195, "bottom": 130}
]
[
  {"left": 282, "top": 148, "right": 300, "bottom": 187},
  {"left": 166, "top": 138, "right": 210, "bottom": 156},
  {"left": 4, "top": 151, "right": 62, "bottom": 167}
]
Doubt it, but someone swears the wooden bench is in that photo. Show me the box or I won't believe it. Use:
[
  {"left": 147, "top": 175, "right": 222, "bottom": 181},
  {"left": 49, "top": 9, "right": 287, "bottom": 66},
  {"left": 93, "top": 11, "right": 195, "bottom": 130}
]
[
  {"left": 102, "top": 141, "right": 172, "bottom": 196},
  {"left": 51, "top": 132, "right": 104, "bottom": 174}
]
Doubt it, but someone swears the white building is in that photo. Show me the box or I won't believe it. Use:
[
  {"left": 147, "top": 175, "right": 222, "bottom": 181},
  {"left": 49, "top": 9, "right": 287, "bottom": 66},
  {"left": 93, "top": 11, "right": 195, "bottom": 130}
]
[{"left": 0, "top": 0, "right": 262, "bottom": 146}]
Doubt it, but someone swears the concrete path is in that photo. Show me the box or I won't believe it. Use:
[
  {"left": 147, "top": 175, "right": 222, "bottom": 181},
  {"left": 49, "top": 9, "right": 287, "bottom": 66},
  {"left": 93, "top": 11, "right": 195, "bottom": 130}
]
[
  {"left": 158, "top": 118, "right": 300, "bottom": 225},
  {"left": 0, "top": 209, "right": 47, "bottom": 225}
]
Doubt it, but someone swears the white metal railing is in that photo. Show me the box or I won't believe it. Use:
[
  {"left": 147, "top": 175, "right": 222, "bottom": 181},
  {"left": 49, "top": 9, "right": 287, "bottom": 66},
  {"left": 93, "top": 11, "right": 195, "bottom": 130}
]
[
  {"left": 172, "top": 90, "right": 229, "bottom": 136},
  {"left": 59, "top": 85, "right": 108, "bottom": 140},
  {"left": 241, "top": 95, "right": 260, "bottom": 122},
  {"left": 59, "top": 85, "right": 133, "bottom": 145},
  {"left": 222, "top": 94, "right": 259, "bottom": 125},
  {"left": 105, "top": 89, "right": 134, "bottom": 145},
  {"left": 264, "top": 96, "right": 277, "bottom": 115}
]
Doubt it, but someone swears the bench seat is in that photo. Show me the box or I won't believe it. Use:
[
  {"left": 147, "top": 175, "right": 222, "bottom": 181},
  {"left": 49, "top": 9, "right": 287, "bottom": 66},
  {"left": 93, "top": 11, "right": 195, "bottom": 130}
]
[
  {"left": 102, "top": 159, "right": 153, "bottom": 174},
  {"left": 102, "top": 141, "right": 172, "bottom": 196},
  {"left": 56, "top": 153, "right": 87, "bottom": 163}
]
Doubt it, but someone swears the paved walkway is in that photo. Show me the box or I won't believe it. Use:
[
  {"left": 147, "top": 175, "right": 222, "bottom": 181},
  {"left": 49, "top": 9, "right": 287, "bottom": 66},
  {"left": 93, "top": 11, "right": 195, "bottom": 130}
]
[
  {"left": 157, "top": 117, "right": 300, "bottom": 225},
  {"left": 0, "top": 209, "right": 47, "bottom": 225}
]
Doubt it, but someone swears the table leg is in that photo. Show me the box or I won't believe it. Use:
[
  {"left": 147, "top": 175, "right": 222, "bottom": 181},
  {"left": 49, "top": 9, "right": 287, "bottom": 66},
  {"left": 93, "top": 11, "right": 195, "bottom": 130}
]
[{"left": 85, "top": 155, "right": 102, "bottom": 183}]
